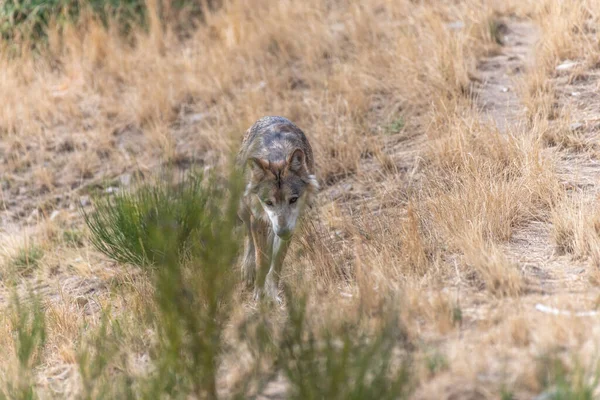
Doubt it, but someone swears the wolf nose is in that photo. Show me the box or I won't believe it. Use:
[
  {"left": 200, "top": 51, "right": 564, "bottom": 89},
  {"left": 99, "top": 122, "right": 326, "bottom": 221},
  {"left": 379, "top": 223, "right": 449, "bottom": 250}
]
[{"left": 276, "top": 227, "right": 293, "bottom": 240}]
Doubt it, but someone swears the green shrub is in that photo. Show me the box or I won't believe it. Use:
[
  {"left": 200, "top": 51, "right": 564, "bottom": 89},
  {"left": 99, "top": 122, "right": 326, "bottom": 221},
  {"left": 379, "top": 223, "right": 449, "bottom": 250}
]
[
  {"left": 77, "top": 313, "right": 130, "bottom": 400},
  {"left": 0, "top": 0, "right": 221, "bottom": 43},
  {"left": 141, "top": 169, "right": 243, "bottom": 399},
  {"left": 1, "top": 291, "right": 46, "bottom": 400},
  {"left": 81, "top": 167, "right": 413, "bottom": 398},
  {"left": 277, "top": 288, "right": 412, "bottom": 400},
  {"left": 0, "top": 0, "right": 142, "bottom": 41},
  {"left": 82, "top": 167, "right": 244, "bottom": 397},
  {"left": 536, "top": 352, "right": 600, "bottom": 400},
  {"left": 83, "top": 171, "right": 218, "bottom": 269}
]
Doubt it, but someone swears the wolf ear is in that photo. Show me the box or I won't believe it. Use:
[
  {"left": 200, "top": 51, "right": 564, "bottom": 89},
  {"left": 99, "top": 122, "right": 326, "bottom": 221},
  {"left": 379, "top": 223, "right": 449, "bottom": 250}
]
[
  {"left": 248, "top": 157, "right": 269, "bottom": 179},
  {"left": 287, "top": 149, "right": 306, "bottom": 173}
]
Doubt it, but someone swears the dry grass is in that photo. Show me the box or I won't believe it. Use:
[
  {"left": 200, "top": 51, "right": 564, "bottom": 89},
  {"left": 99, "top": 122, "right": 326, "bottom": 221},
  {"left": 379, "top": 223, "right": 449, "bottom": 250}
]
[
  {"left": 551, "top": 194, "right": 600, "bottom": 264},
  {"left": 424, "top": 115, "right": 557, "bottom": 244},
  {"left": 5, "top": 0, "right": 600, "bottom": 397}
]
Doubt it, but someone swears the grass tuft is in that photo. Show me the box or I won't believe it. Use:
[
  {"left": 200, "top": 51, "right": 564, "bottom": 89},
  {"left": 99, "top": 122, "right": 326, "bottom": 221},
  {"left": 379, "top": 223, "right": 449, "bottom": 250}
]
[
  {"left": 387, "top": 117, "right": 405, "bottom": 134},
  {"left": 83, "top": 171, "right": 218, "bottom": 269},
  {"left": 10, "top": 244, "right": 43, "bottom": 276}
]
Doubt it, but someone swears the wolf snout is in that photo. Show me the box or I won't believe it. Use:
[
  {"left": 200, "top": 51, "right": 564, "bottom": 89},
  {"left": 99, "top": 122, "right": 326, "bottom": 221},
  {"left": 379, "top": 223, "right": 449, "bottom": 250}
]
[{"left": 275, "top": 227, "right": 293, "bottom": 240}]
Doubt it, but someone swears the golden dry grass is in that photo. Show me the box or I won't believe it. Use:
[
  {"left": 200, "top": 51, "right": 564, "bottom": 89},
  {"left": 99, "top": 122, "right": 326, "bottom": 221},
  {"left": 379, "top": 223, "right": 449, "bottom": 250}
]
[{"left": 3, "top": 0, "right": 600, "bottom": 398}]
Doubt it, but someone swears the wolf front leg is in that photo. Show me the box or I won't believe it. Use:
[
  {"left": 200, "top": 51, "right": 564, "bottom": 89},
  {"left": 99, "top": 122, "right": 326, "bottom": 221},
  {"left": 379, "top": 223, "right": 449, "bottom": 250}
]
[
  {"left": 251, "top": 217, "right": 272, "bottom": 300},
  {"left": 241, "top": 219, "right": 256, "bottom": 287},
  {"left": 239, "top": 204, "right": 256, "bottom": 287},
  {"left": 264, "top": 236, "right": 291, "bottom": 304}
]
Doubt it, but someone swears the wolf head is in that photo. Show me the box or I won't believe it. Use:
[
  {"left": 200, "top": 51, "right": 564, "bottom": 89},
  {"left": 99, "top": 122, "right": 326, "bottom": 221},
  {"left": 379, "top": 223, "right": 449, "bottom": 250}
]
[{"left": 246, "top": 149, "right": 318, "bottom": 240}]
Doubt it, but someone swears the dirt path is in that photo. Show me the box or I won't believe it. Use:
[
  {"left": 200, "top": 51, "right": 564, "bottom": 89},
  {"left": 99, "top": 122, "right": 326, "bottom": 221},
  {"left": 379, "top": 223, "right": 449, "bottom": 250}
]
[
  {"left": 414, "top": 18, "right": 600, "bottom": 399},
  {"left": 474, "top": 20, "right": 538, "bottom": 133},
  {"left": 474, "top": 19, "right": 593, "bottom": 296},
  {"left": 472, "top": 20, "right": 580, "bottom": 297}
]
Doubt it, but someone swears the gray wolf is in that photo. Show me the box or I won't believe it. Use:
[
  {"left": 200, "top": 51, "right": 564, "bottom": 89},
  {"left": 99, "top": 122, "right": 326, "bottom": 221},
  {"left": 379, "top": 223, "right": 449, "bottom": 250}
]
[{"left": 237, "top": 116, "right": 319, "bottom": 302}]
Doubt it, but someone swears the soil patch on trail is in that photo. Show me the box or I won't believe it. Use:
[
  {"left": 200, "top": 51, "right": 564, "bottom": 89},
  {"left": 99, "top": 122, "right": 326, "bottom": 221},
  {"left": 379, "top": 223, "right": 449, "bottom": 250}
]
[{"left": 473, "top": 19, "right": 538, "bottom": 132}]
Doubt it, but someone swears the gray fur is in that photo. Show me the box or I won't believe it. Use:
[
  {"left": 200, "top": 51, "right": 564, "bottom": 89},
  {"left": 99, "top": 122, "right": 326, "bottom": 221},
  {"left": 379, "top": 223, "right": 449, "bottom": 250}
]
[{"left": 237, "top": 116, "right": 318, "bottom": 303}]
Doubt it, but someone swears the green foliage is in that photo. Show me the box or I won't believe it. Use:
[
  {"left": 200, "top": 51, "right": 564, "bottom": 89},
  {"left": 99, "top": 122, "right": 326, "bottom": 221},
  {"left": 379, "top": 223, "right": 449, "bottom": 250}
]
[
  {"left": 80, "top": 166, "right": 413, "bottom": 398},
  {"left": 11, "top": 293, "right": 46, "bottom": 373},
  {"left": 142, "top": 169, "right": 243, "bottom": 399},
  {"left": 386, "top": 117, "right": 405, "bottom": 134},
  {"left": 0, "top": 0, "right": 140, "bottom": 41},
  {"left": 0, "top": 0, "right": 218, "bottom": 43},
  {"left": 232, "top": 290, "right": 414, "bottom": 400},
  {"left": 550, "top": 382, "right": 596, "bottom": 400},
  {"left": 536, "top": 352, "right": 600, "bottom": 400},
  {"left": 278, "top": 288, "right": 412, "bottom": 400},
  {"left": 62, "top": 229, "right": 84, "bottom": 247},
  {"left": 11, "top": 244, "right": 43, "bottom": 276},
  {"left": 1, "top": 291, "right": 46, "bottom": 400},
  {"left": 537, "top": 352, "right": 570, "bottom": 390},
  {"left": 84, "top": 171, "right": 215, "bottom": 269},
  {"left": 77, "top": 313, "right": 133, "bottom": 400},
  {"left": 500, "top": 388, "right": 514, "bottom": 400},
  {"left": 452, "top": 303, "right": 463, "bottom": 326},
  {"left": 425, "top": 349, "right": 448, "bottom": 376},
  {"left": 81, "top": 167, "right": 244, "bottom": 398}
]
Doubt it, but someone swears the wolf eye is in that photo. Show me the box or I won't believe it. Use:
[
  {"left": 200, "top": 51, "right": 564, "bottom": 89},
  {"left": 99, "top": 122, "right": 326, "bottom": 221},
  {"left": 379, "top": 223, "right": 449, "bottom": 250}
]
[
  {"left": 265, "top": 200, "right": 274, "bottom": 206},
  {"left": 289, "top": 197, "right": 298, "bottom": 204}
]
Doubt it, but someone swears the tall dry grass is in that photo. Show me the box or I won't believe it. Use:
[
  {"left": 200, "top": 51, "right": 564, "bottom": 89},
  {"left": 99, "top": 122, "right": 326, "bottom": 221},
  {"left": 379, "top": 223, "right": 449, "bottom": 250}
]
[
  {"left": 0, "top": 0, "right": 497, "bottom": 188},
  {"left": 5, "top": 0, "right": 600, "bottom": 397},
  {"left": 0, "top": 1, "right": 507, "bottom": 395}
]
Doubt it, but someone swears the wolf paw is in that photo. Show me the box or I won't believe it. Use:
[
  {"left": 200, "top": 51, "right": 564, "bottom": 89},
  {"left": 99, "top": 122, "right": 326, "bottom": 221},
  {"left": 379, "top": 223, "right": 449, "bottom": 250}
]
[
  {"left": 241, "top": 262, "right": 255, "bottom": 287},
  {"left": 252, "top": 286, "right": 282, "bottom": 305},
  {"left": 264, "top": 278, "right": 282, "bottom": 305},
  {"left": 252, "top": 287, "right": 262, "bottom": 301}
]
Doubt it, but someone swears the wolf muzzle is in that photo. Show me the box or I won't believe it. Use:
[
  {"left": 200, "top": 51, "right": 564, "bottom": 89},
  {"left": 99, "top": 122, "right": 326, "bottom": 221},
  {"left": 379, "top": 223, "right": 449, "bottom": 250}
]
[{"left": 275, "top": 227, "right": 293, "bottom": 241}]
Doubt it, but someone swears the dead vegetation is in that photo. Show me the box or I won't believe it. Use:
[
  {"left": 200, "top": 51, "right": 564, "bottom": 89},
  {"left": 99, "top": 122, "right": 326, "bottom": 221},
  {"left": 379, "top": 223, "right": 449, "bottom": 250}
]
[{"left": 3, "top": 0, "right": 600, "bottom": 398}]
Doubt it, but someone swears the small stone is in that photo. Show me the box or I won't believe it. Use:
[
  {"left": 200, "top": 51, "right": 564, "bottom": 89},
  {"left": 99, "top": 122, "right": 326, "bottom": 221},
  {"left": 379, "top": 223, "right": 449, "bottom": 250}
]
[
  {"left": 105, "top": 186, "right": 118, "bottom": 194},
  {"left": 570, "top": 122, "right": 584, "bottom": 132},
  {"left": 50, "top": 210, "right": 60, "bottom": 221},
  {"left": 75, "top": 296, "right": 89, "bottom": 308},
  {"left": 533, "top": 390, "right": 556, "bottom": 400},
  {"left": 79, "top": 196, "right": 90, "bottom": 207},
  {"left": 27, "top": 209, "right": 39, "bottom": 223},
  {"left": 331, "top": 22, "right": 346, "bottom": 32},
  {"left": 571, "top": 91, "right": 581, "bottom": 96},
  {"left": 119, "top": 173, "right": 132, "bottom": 186},
  {"left": 556, "top": 60, "right": 578, "bottom": 71},
  {"left": 188, "top": 113, "right": 205, "bottom": 123},
  {"left": 446, "top": 21, "right": 465, "bottom": 30},
  {"left": 501, "top": 87, "right": 509, "bottom": 92}
]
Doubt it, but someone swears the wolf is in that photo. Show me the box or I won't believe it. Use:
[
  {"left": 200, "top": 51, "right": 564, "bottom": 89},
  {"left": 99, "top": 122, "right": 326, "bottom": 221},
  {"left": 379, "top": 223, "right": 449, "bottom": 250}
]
[{"left": 237, "top": 116, "right": 319, "bottom": 302}]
